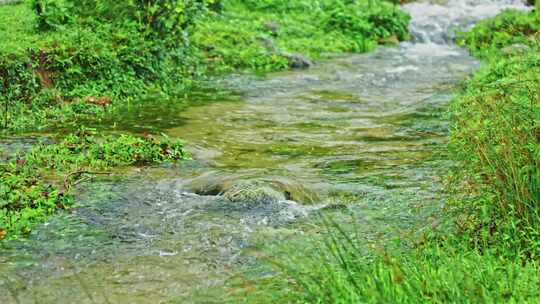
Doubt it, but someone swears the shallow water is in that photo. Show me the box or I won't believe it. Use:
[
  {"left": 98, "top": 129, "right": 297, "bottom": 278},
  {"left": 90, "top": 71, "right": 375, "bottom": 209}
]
[{"left": 0, "top": 1, "right": 530, "bottom": 303}]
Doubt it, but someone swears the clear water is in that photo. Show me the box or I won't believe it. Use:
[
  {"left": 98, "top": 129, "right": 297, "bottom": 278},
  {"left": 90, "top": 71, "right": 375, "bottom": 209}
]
[{"left": 0, "top": 1, "right": 529, "bottom": 303}]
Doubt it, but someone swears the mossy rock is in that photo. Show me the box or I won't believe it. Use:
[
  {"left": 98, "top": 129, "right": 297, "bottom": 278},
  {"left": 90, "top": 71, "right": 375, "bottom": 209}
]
[{"left": 222, "top": 181, "right": 286, "bottom": 203}]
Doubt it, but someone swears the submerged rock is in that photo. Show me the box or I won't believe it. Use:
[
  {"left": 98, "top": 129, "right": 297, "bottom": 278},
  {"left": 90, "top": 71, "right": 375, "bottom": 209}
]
[
  {"left": 180, "top": 171, "right": 321, "bottom": 204},
  {"left": 259, "top": 37, "right": 313, "bottom": 69},
  {"left": 379, "top": 34, "right": 400, "bottom": 45},
  {"left": 222, "top": 181, "right": 286, "bottom": 204},
  {"left": 283, "top": 53, "right": 313, "bottom": 69}
]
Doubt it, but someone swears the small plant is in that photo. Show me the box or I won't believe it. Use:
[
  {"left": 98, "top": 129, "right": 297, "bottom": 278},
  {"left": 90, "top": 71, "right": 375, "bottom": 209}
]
[
  {"left": 0, "top": 163, "right": 73, "bottom": 239},
  {"left": 457, "top": 9, "right": 540, "bottom": 58},
  {"left": 0, "top": 130, "right": 187, "bottom": 239},
  {"left": 25, "top": 130, "right": 186, "bottom": 170}
]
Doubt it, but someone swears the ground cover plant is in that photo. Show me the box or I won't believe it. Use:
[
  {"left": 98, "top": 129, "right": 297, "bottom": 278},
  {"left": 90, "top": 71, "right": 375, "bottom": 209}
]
[
  {"left": 457, "top": 8, "right": 540, "bottom": 59},
  {"left": 0, "top": 0, "right": 213, "bottom": 132},
  {"left": 192, "top": 0, "right": 410, "bottom": 73},
  {"left": 0, "top": 130, "right": 186, "bottom": 239}
]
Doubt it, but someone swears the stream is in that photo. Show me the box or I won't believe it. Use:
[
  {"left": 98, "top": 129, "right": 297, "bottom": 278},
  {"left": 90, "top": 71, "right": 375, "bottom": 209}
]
[{"left": 0, "top": 1, "right": 530, "bottom": 303}]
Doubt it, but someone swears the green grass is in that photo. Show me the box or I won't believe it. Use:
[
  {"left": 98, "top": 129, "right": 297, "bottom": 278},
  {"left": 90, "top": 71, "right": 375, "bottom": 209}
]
[
  {"left": 457, "top": 9, "right": 540, "bottom": 59},
  {"left": 234, "top": 232, "right": 540, "bottom": 303},
  {"left": 452, "top": 9, "right": 540, "bottom": 260},
  {"left": 193, "top": 0, "right": 410, "bottom": 73},
  {"left": 0, "top": 3, "right": 43, "bottom": 56}
]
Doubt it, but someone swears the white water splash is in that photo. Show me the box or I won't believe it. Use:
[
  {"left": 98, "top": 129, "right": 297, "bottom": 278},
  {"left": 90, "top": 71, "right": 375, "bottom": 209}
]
[{"left": 404, "top": 0, "right": 530, "bottom": 44}]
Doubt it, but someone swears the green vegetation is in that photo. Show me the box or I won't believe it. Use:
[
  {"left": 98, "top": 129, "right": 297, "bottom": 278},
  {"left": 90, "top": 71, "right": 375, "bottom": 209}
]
[
  {"left": 1, "top": 130, "right": 186, "bottom": 239},
  {"left": 192, "top": 0, "right": 410, "bottom": 73},
  {"left": 0, "top": 0, "right": 409, "bottom": 132},
  {"left": 6, "top": 1, "right": 539, "bottom": 302},
  {"left": 240, "top": 8, "right": 540, "bottom": 303},
  {"left": 457, "top": 8, "right": 539, "bottom": 59},
  {"left": 234, "top": 234, "right": 540, "bottom": 303},
  {"left": 449, "top": 51, "right": 540, "bottom": 260},
  {"left": 0, "top": 0, "right": 212, "bottom": 132}
]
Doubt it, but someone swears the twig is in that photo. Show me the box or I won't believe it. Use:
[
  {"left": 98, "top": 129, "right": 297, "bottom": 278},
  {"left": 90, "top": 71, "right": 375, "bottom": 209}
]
[{"left": 63, "top": 170, "right": 112, "bottom": 190}]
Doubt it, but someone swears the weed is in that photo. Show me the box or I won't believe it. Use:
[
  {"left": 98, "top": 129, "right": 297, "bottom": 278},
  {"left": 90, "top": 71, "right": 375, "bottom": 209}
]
[{"left": 0, "top": 129, "right": 186, "bottom": 239}]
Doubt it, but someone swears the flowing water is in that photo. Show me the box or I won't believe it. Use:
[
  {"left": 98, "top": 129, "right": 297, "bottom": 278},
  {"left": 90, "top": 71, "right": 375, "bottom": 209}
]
[{"left": 0, "top": 1, "right": 530, "bottom": 303}]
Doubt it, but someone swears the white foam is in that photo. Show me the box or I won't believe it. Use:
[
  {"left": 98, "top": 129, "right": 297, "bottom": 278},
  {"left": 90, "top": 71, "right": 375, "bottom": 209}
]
[
  {"left": 403, "top": 0, "right": 531, "bottom": 44},
  {"left": 386, "top": 65, "right": 421, "bottom": 73}
]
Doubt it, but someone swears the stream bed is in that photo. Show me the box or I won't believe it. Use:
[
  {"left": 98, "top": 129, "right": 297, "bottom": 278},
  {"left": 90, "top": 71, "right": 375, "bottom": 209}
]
[{"left": 0, "top": 1, "right": 530, "bottom": 303}]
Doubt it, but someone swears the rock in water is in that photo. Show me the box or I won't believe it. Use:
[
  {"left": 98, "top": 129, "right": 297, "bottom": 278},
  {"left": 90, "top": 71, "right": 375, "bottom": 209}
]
[
  {"left": 378, "top": 34, "right": 400, "bottom": 45},
  {"left": 222, "top": 181, "right": 286, "bottom": 204},
  {"left": 282, "top": 53, "right": 313, "bottom": 69},
  {"left": 259, "top": 37, "right": 313, "bottom": 69},
  {"left": 264, "top": 21, "right": 280, "bottom": 37}
]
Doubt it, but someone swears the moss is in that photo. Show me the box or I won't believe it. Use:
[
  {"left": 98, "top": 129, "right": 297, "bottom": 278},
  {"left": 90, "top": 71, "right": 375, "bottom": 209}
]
[{"left": 222, "top": 181, "right": 286, "bottom": 203}]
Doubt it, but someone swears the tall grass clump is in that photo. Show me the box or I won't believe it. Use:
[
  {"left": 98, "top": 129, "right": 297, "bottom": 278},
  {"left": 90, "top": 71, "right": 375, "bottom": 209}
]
[
  {"left": 451, "top": 8, "right": 540, "bottom": 260},
  {"left": 231, "top": 219, "right": 540, "bottom": 303},
  {"left": 448, "top": 50, "right": 540, "bottom": 260}
]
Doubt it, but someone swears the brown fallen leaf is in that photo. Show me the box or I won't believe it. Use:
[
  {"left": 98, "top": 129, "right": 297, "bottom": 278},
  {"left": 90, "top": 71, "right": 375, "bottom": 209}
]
[
  {"left": 0, "top": 229, "right": 7, "bottom": 240},
  {"left": 84, "top": 96, "right": 112, "bottom": 107},
  {"left": 16, "top": 157, "right": 26, "bottom": 166}
]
